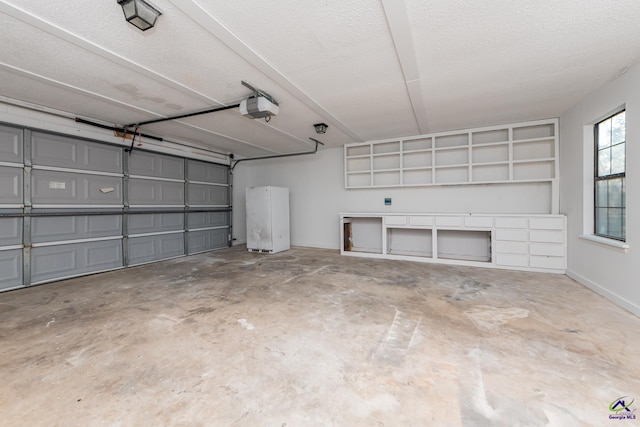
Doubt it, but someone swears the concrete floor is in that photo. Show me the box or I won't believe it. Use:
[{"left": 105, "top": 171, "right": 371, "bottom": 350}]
[{"left": 0, "top": 246, "right": 639, "bottom": 426}]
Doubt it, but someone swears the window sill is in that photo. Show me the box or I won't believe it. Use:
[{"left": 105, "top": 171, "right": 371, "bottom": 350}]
[{"left": 579, "top": 234, "right": 629, "bottom": 253}]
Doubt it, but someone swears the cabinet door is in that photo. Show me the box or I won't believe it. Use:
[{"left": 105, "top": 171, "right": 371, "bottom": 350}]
[{"left": 385, "top": 216, "right": 407, "bottom": 226}]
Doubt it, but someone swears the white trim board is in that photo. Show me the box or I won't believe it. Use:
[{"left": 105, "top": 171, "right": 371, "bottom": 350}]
[{"left": 566, "top": 269, "right": 640, "bottom": 317}]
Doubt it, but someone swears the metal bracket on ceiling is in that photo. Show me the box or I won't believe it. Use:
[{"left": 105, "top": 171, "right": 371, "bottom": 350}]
[
  {"left": 125, "top": 126, "right": 140, "bottom": 155},
  {"left": 241, "top": 80, "right": 278, "bottom": 106}
]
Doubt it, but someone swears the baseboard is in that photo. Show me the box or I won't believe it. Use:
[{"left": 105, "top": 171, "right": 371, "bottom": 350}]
[
  {"left": 232, "top": 240, "right": 336, "bottom": 250},
  {"left": 566, "top": 269, "right": 640, "bottom": 317},
  {"left": 291, "top": 242, "right": 338, "bottom": 250}
]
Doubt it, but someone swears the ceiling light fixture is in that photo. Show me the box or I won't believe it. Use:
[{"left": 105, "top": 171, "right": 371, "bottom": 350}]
[
  {"left": 314, "top": 123, "right": 328, "bottom": 134},
  {"left": 117, "top": 0, "right": 162, "bottom": 31}
]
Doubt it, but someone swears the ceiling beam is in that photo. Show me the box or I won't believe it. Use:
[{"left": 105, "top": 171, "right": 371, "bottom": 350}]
[
  {"left": 168, "top": 0, "right": 364, "bottom": 142},
  {"left": 381, "top": 0, "right": 430, "bottom": 134},
  {"left": 0, "top": 62, "right": 281, "bottom": 155},
  {"left": 0, "top": 61, "right": 161, "bottom": 117},
  {"left": 0, "top": 1, "right": 301, "bottom": 152},
  {"left": 0, "top": 1, "right": 221, "bottom": 104}
]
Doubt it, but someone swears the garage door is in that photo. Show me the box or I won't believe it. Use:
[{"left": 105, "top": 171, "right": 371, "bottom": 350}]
[
  {"left": 0, "top": 124, "right": 24, "bottom": 291},
  {"left": 0, "top": 125, "right": 231, "bottom": 291}
]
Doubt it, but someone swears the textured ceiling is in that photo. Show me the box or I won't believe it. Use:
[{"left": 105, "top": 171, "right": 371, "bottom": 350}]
[{"left": 1, "top": 0, "right": 640, "bottom": 157}]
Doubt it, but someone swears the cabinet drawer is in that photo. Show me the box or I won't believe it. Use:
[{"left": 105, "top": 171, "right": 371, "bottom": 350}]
[
  {"left": 529, "top": 217, "right": 564, "bottom": 230},
  {"left": 436, "top": 216, "right": 462, "bottom": 227},
  {"left": 495, "top": 229, "right": 528, "bottom": 242},
  {"left": 530, "top": 230, "right": 564, "bottom": 243},
  {"left": 495, "top": 241, "right": 528, "bottom": 255},
  {"left": 530, "top": 255, "right": 565, "bottom": 270},
  {"left": 530, "top": 243, "right": 564, "bottom": 257},
  {"left": 385, "top": 216, "right": 407, "bottom": 226},
  {"left": 464, "top": 217, "right": 493, "bottom": 228},
  {"left": 496, "top": 254, "right": 528, "bottom": 267},
  {"left": 409, "top": 215, "right": 433, "bottom": 226},
  {"left": 495, "top": 217, "right": 528, "bottom": 229}
]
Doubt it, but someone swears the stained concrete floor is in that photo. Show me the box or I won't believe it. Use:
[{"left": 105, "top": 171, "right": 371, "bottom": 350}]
[{"left": 1, "top": 246, "right": 639, "bottom": 426}]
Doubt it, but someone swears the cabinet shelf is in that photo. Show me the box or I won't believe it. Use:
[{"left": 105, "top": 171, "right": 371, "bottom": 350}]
[
  {"left": 402, "top": 138, "right": 432, "bottom": 151},
  {"left": 434, "top": 133, "right": 469, "bottom": 149},
  {"left": 434, "top": 163, "right": 469, "bottom": 169},
  {"left": 513, "top": 136, "right": 556, "bottom": 144},
  {"left": 403, "top": 150, "right": 432, "bottom": 169},
  {"left": 346, "top": 145, "right": 370, "bottom": 157},
  {"left": 512, "top": 178, "right": 555, "bottom": 183},
  {"left": 470, "top": 140, "right": 509, "bottom": 147},
  {"left": 434, "top": 145, "right": 470, "bottom": 152},
  {"left": 471, "top": 128, "right": 509, "bottom": 145},
  {"left": 512, "top": 123, "right": 555, "bottom": 141},
  {"left": 472, "top": 144, "right": 509, "bottom": 164},
  {"left": 403, "top": 166, "right": 432, "bottom": 171},
  {"left": 373, "top": 168, "right": 401, "bottom": 173},
  {"left": 402, "top": 148, "right": 432, "bottom": 154},
  {"left": 372, "top": 141, "right": 400, "bottom": 155},
  {"left": 472, "top": 160, "right": 510, "bottom": 166},
  {"left": 345, "top": 118, "right": 558, "bottom": 190},
  {"left": 513, "top": 157, "right": 555, "bottom": 164}
]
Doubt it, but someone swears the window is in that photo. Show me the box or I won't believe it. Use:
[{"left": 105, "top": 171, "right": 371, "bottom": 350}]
[{"left": 594, "top": 110, "right": 626, "bottom": 241}]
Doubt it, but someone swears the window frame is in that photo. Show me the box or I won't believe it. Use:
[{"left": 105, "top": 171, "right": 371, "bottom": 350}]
[{"left": 593, "top": 110, "right": 626, "bottom": 242}]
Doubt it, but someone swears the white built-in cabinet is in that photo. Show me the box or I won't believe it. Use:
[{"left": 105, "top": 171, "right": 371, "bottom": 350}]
[
  {"left": 344, "top": 119, "right": 558, "bottom": 190},
  {"left": 341, "top": 119, "right": 563, "bottom": 273},
  {"left": 340, "top": 213, "right": 566, "bottom": 274}
]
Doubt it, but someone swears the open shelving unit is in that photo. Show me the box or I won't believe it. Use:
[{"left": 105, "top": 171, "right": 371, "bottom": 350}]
[{"left": 344, "top": 119, "right": 558, "bottom": 203}]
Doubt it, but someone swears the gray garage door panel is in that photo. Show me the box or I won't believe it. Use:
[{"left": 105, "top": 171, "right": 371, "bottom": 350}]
[
  {"left": 128, "top": 233, "right": 185, "bottom": 265},
  {"left": 31, "top": 170, "right": 122, "bottom": 205},
  {"left": 0, "top": 217, "right": 22, "bottom": 246},
  {"left": 187, "top": 160, "right": 228, "bottom": 184},
  {"left": 188, "top": 184, "right": 228, "bottom": 206},
  {"left": 0, "top": 249, "right": 22, "bottom": 290},
  {"left": 0, "top": 126, "right": 233, "bottom": 291},
  {"left": 31, "top": 132, "right": 122, "bottom": 173},
  {"left": 0, "top": 166, "right": 23, "bottom": 205},
  {"left": 128, "top": 178, "right": 184, "bottom": 206},
  {"left": 128, "top": 213, "right": 184, "bottom": 234},
  {"left": 188, "top": 211, "right": 229, "bottom": 229},
  {"left": 31, "top": 239, "right": 123, "bottom": 284},
  {"left": 32, "top": 215, "right": 122, "bottom": 243},
  {"left": 129, "top": 151, "right": 184, "bottom": 180},
  {"left": 0, "top": 125, "right": 23, "bottom": 164},
  {"left": 187, "top": 228, "right": 228, "bottom": 254}
]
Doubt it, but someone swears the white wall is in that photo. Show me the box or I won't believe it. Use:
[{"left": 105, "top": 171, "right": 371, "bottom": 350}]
[
  {"left": 232, "top": 147, "right": 553, "bottom": 249},
  {"left": 559, "top": 63, "right": 640, "bottom": 316}
]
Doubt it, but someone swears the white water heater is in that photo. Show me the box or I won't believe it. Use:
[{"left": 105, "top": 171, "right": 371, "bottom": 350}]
[{"left": 246, "top": 186, "right": 290, "bottom": 253}]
